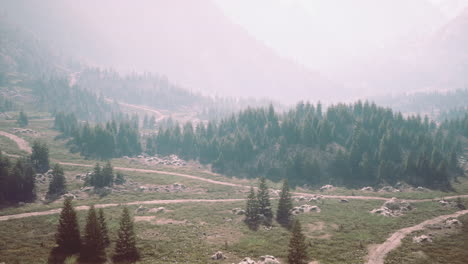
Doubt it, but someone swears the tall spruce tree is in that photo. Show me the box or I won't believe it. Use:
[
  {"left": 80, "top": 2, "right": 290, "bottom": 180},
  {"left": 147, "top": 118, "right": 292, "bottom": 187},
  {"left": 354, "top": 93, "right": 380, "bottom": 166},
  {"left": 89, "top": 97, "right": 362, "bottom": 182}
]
[
  {"left": 30, "top": 141, "right": 50, "bottom": 173},
  {"left": 98, "top": 208, "right": 110, "bottom": 247},
  {"left": 102, "top": 161, "right": 114, "bottom": 187},
  {"left": 81, "top": 205, "right": 106, "bottom": 262},
  {"left": 47, "top": 164, "right": 66, "bottom": 197},
  {"left": 17, "top": 110, "right": 28, "bottom": 127},
  {"left": 257, "top": 177, "right": 273, "bottom": 225},
  {"left": 244, "top": 186, "right": 260, "bottom": 230},
  {"left": 113, "top": 207, "right": 140, "bottom": 263},
  {"left": 276, "top": 179, "right": 293, "bottom": 227},
  {"left": 55, "top": 197, "right": 81, "bottom": 253},
  {"left": 288, "top": 220, "right": 308, "bottom": 264}
]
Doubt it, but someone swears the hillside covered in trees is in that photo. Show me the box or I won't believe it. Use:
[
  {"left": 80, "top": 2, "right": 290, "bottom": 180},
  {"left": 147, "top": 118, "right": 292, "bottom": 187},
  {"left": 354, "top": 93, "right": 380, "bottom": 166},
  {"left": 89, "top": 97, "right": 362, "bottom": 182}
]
[{"left": 149, "top": 101, "right": 464, "bottom": 189}]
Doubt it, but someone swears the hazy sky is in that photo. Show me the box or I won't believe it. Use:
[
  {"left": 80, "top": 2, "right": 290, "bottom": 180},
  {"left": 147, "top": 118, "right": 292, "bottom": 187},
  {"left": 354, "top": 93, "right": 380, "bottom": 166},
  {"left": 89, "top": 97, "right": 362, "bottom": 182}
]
[{"left": 214, "top": 0, "right": 468, "bottom": 73}]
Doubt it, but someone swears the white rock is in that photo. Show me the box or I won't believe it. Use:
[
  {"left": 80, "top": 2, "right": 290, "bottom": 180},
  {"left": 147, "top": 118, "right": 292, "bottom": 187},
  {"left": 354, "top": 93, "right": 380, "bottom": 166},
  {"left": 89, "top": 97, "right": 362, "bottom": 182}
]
[
  {"left": 211, "top": 251, "right": 226, "bottom": 260},
  {"left": 258, "top": 255, "right": 280, "bottom": 264},
  {"left": 320, "top": 185, "right": 334, "bottom": 191},
  {"left": 413, "top": 235, "right": 432, "bottom": 243},
  {"left": 238, "top": 257, "right": 257, "bottom": 264}
]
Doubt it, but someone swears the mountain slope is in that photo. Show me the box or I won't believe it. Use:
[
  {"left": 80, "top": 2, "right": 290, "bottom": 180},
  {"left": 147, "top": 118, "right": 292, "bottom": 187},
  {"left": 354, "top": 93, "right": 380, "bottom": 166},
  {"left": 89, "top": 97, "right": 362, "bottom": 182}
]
[{"left": 1, "top": 0, "right": 336, "bottom": 103}]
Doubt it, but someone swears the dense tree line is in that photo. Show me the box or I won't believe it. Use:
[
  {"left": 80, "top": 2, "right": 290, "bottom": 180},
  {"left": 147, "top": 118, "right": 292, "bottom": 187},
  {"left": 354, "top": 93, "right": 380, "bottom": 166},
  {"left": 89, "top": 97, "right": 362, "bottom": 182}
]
[
  {"left": 442, "top": 114, "right": 468, "bottom": 138},
  {"left": 78, "top": 68, "right": 211, "bottom": 111},
  {"left": 0, "top": 96, "right": 15, "bottom": 112},
  {"left": 374, "top": 89, "right": 468, "bottom": 120},
  {"left": 55, "top": 112, "right": 141, "bottom": 159},
  {"left": 150, "top": 101, "right": 463, "bottom": 189},
  {"left": 0, "top": 152, "right": 36, "bottom": 204},
  {"left": 30, "top": 77, "right": 119, "bottom": 122}
]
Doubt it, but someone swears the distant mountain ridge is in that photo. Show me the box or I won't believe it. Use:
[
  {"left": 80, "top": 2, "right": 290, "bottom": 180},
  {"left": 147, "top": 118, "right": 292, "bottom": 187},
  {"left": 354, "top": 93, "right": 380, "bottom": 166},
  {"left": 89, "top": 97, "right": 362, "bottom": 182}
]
[{"left": 0, "top": 0, "right": 337, "bottom": 103}]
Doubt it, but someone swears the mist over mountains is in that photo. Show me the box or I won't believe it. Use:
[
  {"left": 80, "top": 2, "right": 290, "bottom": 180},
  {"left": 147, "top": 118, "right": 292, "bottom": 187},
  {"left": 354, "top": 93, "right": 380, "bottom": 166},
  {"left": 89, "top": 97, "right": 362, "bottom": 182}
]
[{"left": 1, "top": 0, "right": 468, "bottom": 103}]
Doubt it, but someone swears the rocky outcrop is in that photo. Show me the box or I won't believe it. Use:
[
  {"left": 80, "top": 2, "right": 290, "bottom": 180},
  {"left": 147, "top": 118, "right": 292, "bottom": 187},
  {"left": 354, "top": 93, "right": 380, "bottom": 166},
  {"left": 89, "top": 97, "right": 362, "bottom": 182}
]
[
  {"left": 413, "top": 235, "right": 432, "bottom": 243},
  {"left": 135, "top": 205, "right": 149, "bottom": 214},
  {"left": 148, "top": 207, "right": 166, "bottom": 214},
  {"left": 291, "top": 205, "right": 320, "bottom": 215},
  {"left": 320, "top": 185, "right": 334, "bottom": 191},
  {"left": 238, "top": 257, "right": 256, "bottom": 264},
  {"left": 232, "top": 208, "right": 246, "bottom": 215},
  {"left": 211, "top": 251, "right": 226, "bottom": 260},
  {"left": 258, "top": 255, "right": 280, "bottom": 264},
  {"left": 371, "top": 198, "right": 412, "bottom": 217},
  {"left": 360, "top": 186, "right": 374, "bottom": 192}
]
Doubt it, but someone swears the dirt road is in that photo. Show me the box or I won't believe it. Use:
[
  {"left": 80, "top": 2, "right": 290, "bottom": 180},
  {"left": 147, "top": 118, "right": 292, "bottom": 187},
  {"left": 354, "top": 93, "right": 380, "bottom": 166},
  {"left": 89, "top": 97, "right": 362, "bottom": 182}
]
[
  {"left": 105, "top": 99, "right": 166, "bottom": 121},
  {"left": 366, "top": 209, "right": 468, "bottom": 264},
  {"left": 1, "top": 130, "right": 466, "bottom": 203},
  {"left": 0, "top": 130, "right": 32, "bottom": 153},
  {"left": 0, "top": 198, "right": 246, "bottom": 221}
]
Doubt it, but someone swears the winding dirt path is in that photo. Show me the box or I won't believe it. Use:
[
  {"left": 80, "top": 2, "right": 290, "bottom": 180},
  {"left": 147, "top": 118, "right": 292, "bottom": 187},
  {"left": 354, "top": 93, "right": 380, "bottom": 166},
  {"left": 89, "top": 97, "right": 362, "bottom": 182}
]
[
  {"left": 366, "top": 209, "right": 468, "bottom": 264},
  {"left": 105, "top": 99, "right": 166, "bottom": 121},
  {"left": 0, "top": 130, "right": 32, "bottom": 153},
  {"left": 1, "top": 130, "right": 467, "bottom": 203},
  {"left": 58, "top": 162, "right": 244, "bottom": 188},
  {"left": 0, "top": 198, "right": 246, "bottom": 222}
]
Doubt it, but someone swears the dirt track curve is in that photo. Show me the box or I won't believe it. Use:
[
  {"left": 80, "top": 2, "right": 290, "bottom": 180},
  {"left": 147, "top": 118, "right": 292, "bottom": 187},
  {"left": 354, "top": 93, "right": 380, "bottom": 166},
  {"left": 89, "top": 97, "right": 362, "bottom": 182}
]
[
  {"left": 366, "top": 209, "right": 468, "bottom": 264},
  {"left": 3, "top": 130, "right": 468, "bottom": 263},
  {"left": 0, "top": 199, "right": 246, "bottom": 222},
  {"left": 0, "top": 130, "right": 32, "bottom": 153},
  {"left": 105, "top": 99, "right": 166, "bottom": 122}
]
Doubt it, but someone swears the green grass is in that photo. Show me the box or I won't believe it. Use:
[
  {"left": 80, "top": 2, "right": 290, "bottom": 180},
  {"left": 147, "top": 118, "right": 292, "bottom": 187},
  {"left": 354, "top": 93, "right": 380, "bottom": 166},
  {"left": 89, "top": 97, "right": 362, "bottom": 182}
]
[{"left": 385, "top": 212, "right": 468, "bottom": 264}]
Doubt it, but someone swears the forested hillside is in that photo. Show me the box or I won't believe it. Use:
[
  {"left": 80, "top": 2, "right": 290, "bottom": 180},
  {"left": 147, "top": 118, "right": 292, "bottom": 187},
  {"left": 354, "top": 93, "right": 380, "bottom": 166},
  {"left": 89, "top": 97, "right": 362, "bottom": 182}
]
[
  {"left": 149, "top": 101, "right": 464, "bottom": 189},
  {"left": 55, "top": 112, "right": 141, "bottom": 159},
  {"left": 77, "top": 68, "right": 278, "bottom": 121},
  {"left": 373, "top": 89, "right": 468, "bottom": 120}
]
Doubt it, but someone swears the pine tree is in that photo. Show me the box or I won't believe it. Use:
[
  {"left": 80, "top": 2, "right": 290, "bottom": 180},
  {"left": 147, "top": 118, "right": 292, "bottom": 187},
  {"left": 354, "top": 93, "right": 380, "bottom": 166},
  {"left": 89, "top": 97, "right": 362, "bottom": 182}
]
[
  {"left": 98, "top": 208, "right": 110, "bottom": 247},
  {"left": 244, "top": 186, "right": 259, "bottom": 230},
  {"left": 31, "top": 141, "right": 50, "bottom": 173},
  {"left": 102, "top": 161, "right": 114, "bottom": 187},
  {"left": 47, "top": 164, "right": 66, "bottom": 197},
  {"left": 115, "top": 172, "right": 126, "bottom": 185},
  {"left": 288, "top": 220, "right": 308, "bottom": 264},
  {"left": 276, "top": 179, "right": 293, "bottom": 227},
  {"left": 81, "top": 205, "right": 106, "bottom": 262},
  {"left": 257, "top": 177, "right": 273, "bottom": 225},
  {"left": 55, "top": 197, "right": 81, "bottom": 253},
  {"left": 113, "top": 207, "right": 140, "bottom": 263},
  {"left": 17, "top": 110, "right": 28, "bottom": 127}
]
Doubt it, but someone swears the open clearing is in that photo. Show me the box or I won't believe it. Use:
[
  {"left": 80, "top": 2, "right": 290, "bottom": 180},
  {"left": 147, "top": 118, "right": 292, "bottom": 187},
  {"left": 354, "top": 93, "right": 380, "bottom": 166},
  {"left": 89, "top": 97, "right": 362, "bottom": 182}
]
[{"left": 1, "top": 125, "right": 468, "bottom": 263}]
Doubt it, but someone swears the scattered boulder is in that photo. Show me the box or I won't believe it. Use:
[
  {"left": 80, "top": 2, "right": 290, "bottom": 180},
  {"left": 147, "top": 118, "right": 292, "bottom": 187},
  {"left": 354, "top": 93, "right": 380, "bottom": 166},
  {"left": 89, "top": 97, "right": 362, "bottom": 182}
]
[
  {"left": 320, "top": 185, "right": 334, "bottom": 191},
  {"left": 371, "top": 198, "right": 412, "bottom": 217},
  {"left": 62, "top": 193, "right": 76, "bottom": 200},
  {"left": 444, "top": 218, "right": 462, "bottom": 228},
  {"left": 148, "top": 207, "right": 166, "bottom": 214},
  {"left": 238, "top": 257, "right": 256, "bottom": 264},
  {"left": 81, "top": 186, "right": 94, "bottom": 192},
  {"left": 415, "top": 186, "right": 429, "bottom": 192},
  {"left": 294, "top": 196, "right": 307, "bottom": 201},
  {"left": 378, "top": 186, "right": 400, "bottom": 193},
  {"left": 438, "top": 199, "right": 450, "bottom": 206},
  {"left": 291, "top": 205, "right": 320, "bottom": 215},
  {"left": 211, "top": 251, "right": 226, "bottom": 260},
  {"left": 135, "top": 205, "right": 149, "bottom": 214},
  {"left": 413, "top": 235, "right": 432, "bottom": 243},
  {"left": 308, "top": 195, "right": 323, "bottom": 202},
  {"left": 340, "top": 199, "right": 349, "bottom": 203},
  {"left": 232, "top": 208, "right": 246, "bottom": 215},
  {"left": 258, "top": 255, "right": 280, "bottom": 264},
  {"left": 361, "top": 186, "right": 374, "bottom": 192}
]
